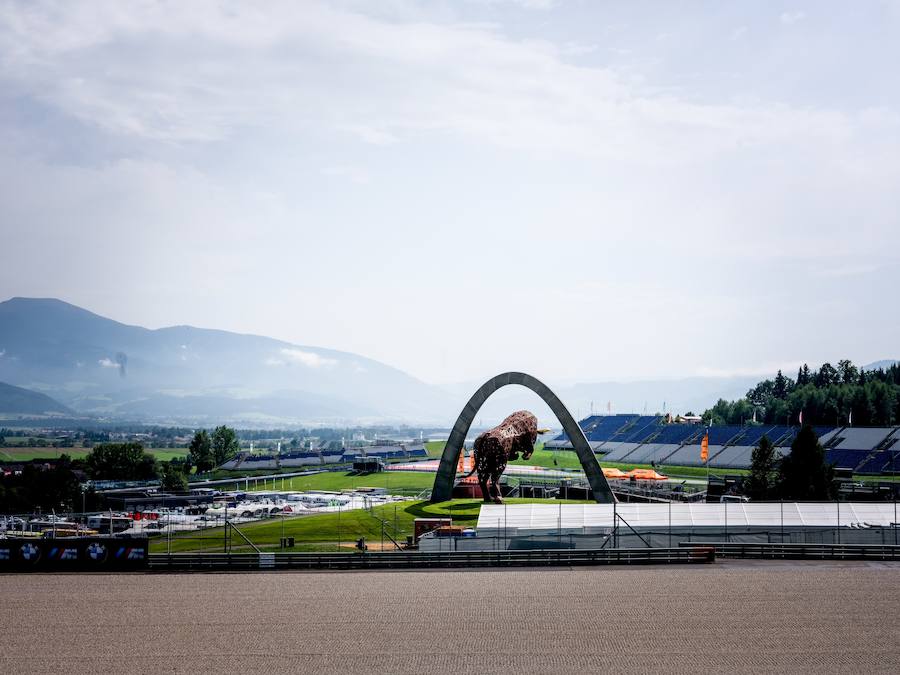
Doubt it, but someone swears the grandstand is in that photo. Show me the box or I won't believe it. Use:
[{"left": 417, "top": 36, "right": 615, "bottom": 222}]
[
  {"left": 550, "top": 415, "right": 900, "bottom": 474},
  {"left": 219, "top": 444, "right": 428, "bottom": 470}
]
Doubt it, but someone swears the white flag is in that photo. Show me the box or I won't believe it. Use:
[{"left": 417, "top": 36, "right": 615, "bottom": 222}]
[{"left": 798, "top": 411, "right": 803, "bottom": 425}]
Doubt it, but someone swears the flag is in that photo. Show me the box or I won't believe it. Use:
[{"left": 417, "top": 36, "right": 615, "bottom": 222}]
[
  {"left": 848, "top": 410, "right": 852, "bottom": 426},
  {"left": 752, "top": 409, "right": 757, "bottom": 423},
  {"left": 798, "top": 410, "right": 803, "bottom": 425},
  {"left": 700, "top": 427, "right": 709, "bottom": 463}
]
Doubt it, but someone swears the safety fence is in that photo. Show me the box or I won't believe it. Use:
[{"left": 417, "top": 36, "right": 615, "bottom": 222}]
[
  {"left": 682, "top": 541, "right": 900, "bottom": 561},
  {"left": 148, "top": 546, "right": 717, "bottom": 571}
]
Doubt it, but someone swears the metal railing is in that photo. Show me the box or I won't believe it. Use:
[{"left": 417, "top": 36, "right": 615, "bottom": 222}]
[
  {"left": 680, "top": 541, "right": 900, "bottom": 561},
  {"left": 149, "top": 546, "right": 716, "bottom": 571}
]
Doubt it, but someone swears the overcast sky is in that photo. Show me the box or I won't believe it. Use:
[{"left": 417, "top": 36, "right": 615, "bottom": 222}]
[{"left": 1, "top": 1, "right": 898, "bottom": 386}]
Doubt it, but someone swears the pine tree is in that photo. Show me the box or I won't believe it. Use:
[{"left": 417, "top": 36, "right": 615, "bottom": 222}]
[
  {"left": 189, "top": 430, "right": 213, "bottom": 473},
  {"left": 745, "top": 435, "right": 779, "bottom": 500},
  {"left": 778, "top": 426, "right": 835, "bottom": 500},
  {"left": 773, "top": 370, "right": 788, "bottom": 399},
  {"left": 211, "top": 425, "right": 241, "bottom": 465}
]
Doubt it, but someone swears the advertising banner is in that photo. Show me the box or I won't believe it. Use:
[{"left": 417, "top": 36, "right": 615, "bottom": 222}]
[{"left": 0, "top": 537, "right": 149, "bottom": 572}]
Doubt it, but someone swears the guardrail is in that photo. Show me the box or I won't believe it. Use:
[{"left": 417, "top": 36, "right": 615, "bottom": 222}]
[
  {"left": 149, "top": 546, "right": 716, "bottom": 571},
  {"left": 680, "top": 541, "right": 900, "bottom": 561}
]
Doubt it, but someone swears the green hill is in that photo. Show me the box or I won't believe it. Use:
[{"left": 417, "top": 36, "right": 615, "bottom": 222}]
[{"left": 0, "top": 381, "right": 73, "bottom": 416}]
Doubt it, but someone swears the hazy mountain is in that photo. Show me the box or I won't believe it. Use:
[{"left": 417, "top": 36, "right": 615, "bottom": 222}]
[
  {"left": 0, "top": 297, "right": 450, "bottom": 425},
  {"left": 0, "top": 381, "right": 73, "bottom": 416},
  {"left": 3, "top": 298, "right": 892, "bottom": 427},
  {"left": 439, "top": 375, "right": 760, "bottom": 428},
  {"left": 862, "top": 360, "right": 899, "bottom": 371}
]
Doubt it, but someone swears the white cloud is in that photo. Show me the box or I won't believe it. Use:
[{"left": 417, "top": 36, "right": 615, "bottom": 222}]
[
  {"left": 0, "top": 1, "right": 867, "bottom": 165},
  {"left": 268, "top": 348, "right": 338, "bottom": 369},
  {"left": 780, "top": 11, "right": 806, "bottom": 25},
  {"left": 0, "top": 2, "right": 897, "bottom": 385},
  {"left": 98, "top": 358, "right": 118, "bottom": 368}
]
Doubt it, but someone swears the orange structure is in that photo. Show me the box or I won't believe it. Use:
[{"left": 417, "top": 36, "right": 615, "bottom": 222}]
[{"left": 626, "top": 468, "right": 668, "bottom": 481}]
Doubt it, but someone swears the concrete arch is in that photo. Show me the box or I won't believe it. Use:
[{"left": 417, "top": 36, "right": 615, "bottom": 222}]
[{"left": 430, "top": 372, "right": 616, "bottom": 503}]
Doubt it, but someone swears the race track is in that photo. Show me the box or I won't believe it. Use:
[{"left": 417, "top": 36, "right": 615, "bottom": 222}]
[{"left": 1, "top": 561, "right": 898, "bottom": 674}]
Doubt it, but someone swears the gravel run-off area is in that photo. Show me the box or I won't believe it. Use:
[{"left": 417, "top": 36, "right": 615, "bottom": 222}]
[{"left": 1, "top": 561, "right": 899, "bottom": 674}]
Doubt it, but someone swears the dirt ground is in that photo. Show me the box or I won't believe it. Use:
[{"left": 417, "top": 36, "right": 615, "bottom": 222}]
[{"left": 1, "top": 560, "right": 898, "bottom": 674}]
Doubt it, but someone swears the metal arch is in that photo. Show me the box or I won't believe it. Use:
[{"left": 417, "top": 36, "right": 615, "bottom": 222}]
[{"left": 430, "top": 371, "right": 616, "bottom": 503}]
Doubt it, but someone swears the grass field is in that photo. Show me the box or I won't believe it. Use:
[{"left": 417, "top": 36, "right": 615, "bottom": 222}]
[
  {"left": 0, "top": 447, "right": 188, "bottom": 462},
  {"left": 149, "top": 497, "right": 591, "bottom": 553},
  {"left": 242, "top": 470, "right": 436, "bottom": 495}
]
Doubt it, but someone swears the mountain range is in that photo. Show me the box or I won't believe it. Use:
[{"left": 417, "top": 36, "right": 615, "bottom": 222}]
[
  {"left": 0, "top": 380, "right": 73, "bottom": 417},
  {"left": 0, "top": 297, "right": 894, "bottom": 427},
  {"left": 0, "top": 297, "right": 449, "bottom": 425}
]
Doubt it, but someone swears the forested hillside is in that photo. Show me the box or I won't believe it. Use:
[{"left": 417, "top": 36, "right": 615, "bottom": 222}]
[{"left": 704, "top": 361, "right": 900, "bottom": 427}]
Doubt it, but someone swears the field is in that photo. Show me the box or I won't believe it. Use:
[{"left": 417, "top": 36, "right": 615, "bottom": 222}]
[
  {"left": 149, "top": 497, "right": 589, "bottom": 553},
  {"left": 3, "top": 565, "right": 898, "bottom": 673},
  {"left": 0, "top": 447, "right": 188, "bottom": 462},
  {"left": 242, "top": 470, "right": 436, "bottom": 495}
]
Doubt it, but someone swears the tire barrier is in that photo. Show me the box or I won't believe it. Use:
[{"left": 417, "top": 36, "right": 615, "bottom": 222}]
[{"left": 0, "top": 537, "right": 149, "bottom": 572}]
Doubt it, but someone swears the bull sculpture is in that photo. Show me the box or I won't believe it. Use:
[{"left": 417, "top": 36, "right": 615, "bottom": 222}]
[{"left": 462, "top": 410, "right": 545, "bottom": 504}]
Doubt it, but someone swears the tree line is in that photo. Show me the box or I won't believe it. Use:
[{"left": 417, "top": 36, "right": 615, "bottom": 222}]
[
  {"left": 704, "top": 360, "right": 900, "bottom": 427},
  {"left": 0, "top": 425, "right": 241, "bottom": 513},
  {"left": 744, "top": 427, "right": 837, "bottom": 501}
]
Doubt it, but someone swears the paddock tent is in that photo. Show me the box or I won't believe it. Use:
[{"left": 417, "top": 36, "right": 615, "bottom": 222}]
[{"left": 476, "top": 502, "right": 899, "bottom": 536}]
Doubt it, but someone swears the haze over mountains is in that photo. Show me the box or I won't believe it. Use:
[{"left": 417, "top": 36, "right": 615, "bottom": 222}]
[
  {"left": 0, "top": 298, "right": 449, "bottom": 424},
  {"left": 0, "top": 298, "right": 894, "bottom": 427}
]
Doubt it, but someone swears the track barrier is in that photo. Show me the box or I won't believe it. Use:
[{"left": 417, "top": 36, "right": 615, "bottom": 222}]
[
  {"left": 0, "top": 537, "right": 149, "bottom": 571},
  {"left": 681, "top": 541, "right": 900, "bottom": 561},
  {"left": 149, "top": 546, "right": 716, "bottom": 571}
]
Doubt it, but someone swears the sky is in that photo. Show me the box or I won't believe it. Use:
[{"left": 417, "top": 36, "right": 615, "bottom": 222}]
[{"left": 1, "top": 0, "right": 898, "bottom": 386}]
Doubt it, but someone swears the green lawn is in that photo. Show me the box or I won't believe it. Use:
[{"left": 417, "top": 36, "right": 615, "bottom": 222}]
[
  {"left": 242, "top": 470, "right": 436, "bottom": 496},
  {"left": 424, "top": 440, "right": 446, "bottom": 458},
  {"left": 0, "top": 447, "right": 188, "bottom": 462},
  {"left": 149, "top": 497, "right": 591, "bottom": 553}
]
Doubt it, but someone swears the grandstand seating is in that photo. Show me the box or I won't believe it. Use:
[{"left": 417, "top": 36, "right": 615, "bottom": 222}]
[
  {"left": 775, "top": 426, "right": 835, "bottom": 447},
  {"left": 732, "top": 425, "right": 778, "bottom": 447},
  {"left": 616, "top": 416, "right": 663, "bottom": 444},
  {"left": 817, "top": 427, "right": 844, "bottom": 447},
  {"left": 625, "top": 444, "right": 682, "bottom": 465},
  {"left": 856, "top": 448, "right": 900, "bottom": 474},
  {"left": 585, "top": 415, "right": 641, "bottom": 442},
  {"left": 828, "top": 427, "right": 896, "bottom": 451},
  {"left": 824, "top": 448, "right": 873, "bottom": 470},
  {"left": 650, "top": 425, "right": 703, "bottom": 445},
  {"left": 598, "top": 443, "right": 642, "bottom": 462},
  {"left": 702, "top": 444, "right": 751, "bottom": 468},
  {"left": 661, "top": 444, "right": 722, "bottom": 467},
  {"left": 705, "top": 426, "right": 745, "bottom": 446},
  {"left": 557, "top": 415, "right": 900, "bottom": 475},
  {"left": 552, "top": 414, "right": 648, "bottom": 444}
]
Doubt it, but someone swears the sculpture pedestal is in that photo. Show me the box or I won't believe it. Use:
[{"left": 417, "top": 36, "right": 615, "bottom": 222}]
[{"left": 452, "top": 482, "right": 483, "bottom": 499}]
